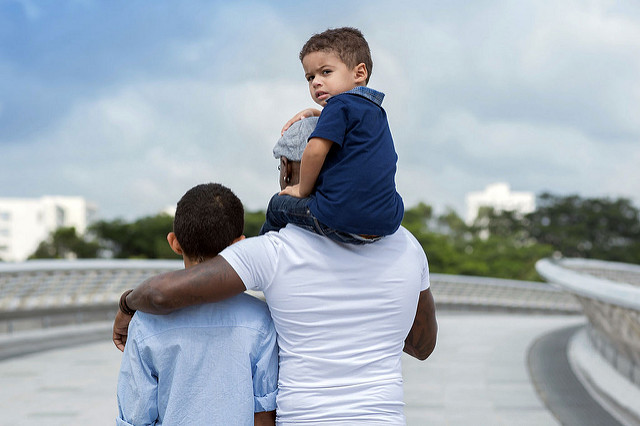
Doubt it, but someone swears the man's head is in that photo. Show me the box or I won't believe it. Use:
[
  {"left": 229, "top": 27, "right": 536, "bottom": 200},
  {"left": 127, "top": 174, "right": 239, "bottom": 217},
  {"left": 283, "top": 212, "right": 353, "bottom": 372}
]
[
  {"left": 300, "top": 27, "right": 372, "bottom": 106},
  {"left": 273, "top": 117, "right": 318, "bottom": 190},
  {"left": 168, "top": 183, "right": 244, "bottom": 267}
]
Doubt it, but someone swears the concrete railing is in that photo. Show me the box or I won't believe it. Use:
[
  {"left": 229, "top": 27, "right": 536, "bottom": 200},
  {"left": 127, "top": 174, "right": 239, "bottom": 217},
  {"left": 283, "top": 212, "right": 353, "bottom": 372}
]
[
  {"left": 429, "top": 273, "right": 581, "bottom": 314},
  {"left": 536, "top": 258, "right": 640, "bottom": 389},
  {"left": 0, "top": 259, "right": 582, "bottom": 334},
  {"left": 0, "top": 259, "right": 183, "bottom": 332}
]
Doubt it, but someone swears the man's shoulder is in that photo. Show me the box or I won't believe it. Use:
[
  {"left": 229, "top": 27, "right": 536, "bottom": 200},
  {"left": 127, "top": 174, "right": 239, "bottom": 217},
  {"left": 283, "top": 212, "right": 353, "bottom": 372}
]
[
  {"left": 282, "top": 225, "right": 423, "bottom": 259},
  {"left": 380, "top": 227, "right": 426, "bottom": 255}
]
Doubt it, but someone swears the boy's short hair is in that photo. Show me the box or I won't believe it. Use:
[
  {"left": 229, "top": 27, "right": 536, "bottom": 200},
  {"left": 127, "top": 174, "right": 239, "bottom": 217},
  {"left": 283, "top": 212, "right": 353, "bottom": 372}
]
[
  {"left": 299, "top": 27, "right": 373, "bottom": 84},
  {"left": 173, "top": 183, "right": 244, "bottom": 261}
]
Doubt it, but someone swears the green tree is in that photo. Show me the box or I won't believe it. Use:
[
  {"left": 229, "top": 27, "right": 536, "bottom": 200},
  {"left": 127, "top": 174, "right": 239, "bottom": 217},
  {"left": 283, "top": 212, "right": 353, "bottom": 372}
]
[
  {"left": 244, "top": 209, "right": 266, "bottom": 238},
  {"left": 90, "top": 214, "right": 178, "bottom": 259},
  {"left": 402, "top": 204, "right": 467, "bottom": 275},
  {"left": 526, "top": 193, "right": 640, "bottom": 262},
  {"left": 402, "top": 202, "right": 433, "bottom": 235},
  {"left": 403, "top": 203, "right": 553, "bottom": 280},
  {"left": 30, "top": 227, "right": 100, "bottom": 259},
  {"left": 475, "top": 208, "right": 534, "bottom": 246},
  {"left": 462, "top": 235, "right": 554, "bottom": 281}
]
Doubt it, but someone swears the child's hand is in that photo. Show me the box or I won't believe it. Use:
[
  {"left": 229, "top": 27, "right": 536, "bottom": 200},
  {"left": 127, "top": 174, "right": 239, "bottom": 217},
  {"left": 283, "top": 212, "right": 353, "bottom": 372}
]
[
  {"left": 279, "top": 184, "right": 305, "bottom": 198},
  {"left": 281, "top": 108, "right": 322, "bottom": 135}
]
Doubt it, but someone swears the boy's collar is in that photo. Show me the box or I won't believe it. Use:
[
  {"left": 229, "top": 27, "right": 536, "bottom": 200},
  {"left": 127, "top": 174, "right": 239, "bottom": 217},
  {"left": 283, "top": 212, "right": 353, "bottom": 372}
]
[{"left": 343, "top": 86, "right": 385, "bottom": 106}]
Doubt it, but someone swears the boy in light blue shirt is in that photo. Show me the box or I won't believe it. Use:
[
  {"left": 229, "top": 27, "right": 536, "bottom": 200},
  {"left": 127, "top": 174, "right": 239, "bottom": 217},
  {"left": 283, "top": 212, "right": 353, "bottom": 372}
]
[
  {"left": 117, "top": 183, "right": 278, "bottom": 426},
  {"left": 259, "top": 27, "right": 404, "bottom": 244}
]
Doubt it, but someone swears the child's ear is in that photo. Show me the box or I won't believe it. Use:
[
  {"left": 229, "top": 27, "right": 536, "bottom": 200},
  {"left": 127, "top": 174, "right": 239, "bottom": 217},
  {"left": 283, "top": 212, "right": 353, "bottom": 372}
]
[
  {"left": 354, "top": 63, "right": 368, "bottom": 84},
  {"left": 167, "top": 232, "right": 183, "bottom": 255}
]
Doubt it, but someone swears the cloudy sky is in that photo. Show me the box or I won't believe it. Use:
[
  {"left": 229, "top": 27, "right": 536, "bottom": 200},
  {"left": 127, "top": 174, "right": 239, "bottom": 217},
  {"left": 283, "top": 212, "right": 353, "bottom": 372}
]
[{"left": 1, "top": 0, "right": 639, "bottom": 220}]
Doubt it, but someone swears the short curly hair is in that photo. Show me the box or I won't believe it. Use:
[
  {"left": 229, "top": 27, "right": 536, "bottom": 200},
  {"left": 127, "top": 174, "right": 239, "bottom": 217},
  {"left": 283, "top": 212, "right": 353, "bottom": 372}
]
[
  {"left": 299, "top": 27, "right": 373, "bottom": 84},
  {"left": 173, "top": 183, "right": 244, "bottom": 262}
]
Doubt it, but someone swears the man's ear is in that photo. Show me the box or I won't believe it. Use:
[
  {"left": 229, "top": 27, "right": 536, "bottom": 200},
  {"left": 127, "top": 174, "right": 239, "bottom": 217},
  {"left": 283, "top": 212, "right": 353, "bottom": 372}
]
[
  {"left": 167, "top": 232, "right": 183, "bottom": 255},
  {"left": 353, "top": 62, "right": 368, "bottom": 84},
  {"left": 231, "top": 235, "right": 246, "bottom": 245}
]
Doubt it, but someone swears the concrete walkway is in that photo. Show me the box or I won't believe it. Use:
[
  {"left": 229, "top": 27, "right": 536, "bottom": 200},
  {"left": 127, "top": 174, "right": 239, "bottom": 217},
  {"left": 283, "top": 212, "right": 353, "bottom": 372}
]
[
  {"left": 402, "top": 313, "right": 585, "bottom": 425},
  {"left": 0, "top": 313, "right": 586, "bottom": 425}
]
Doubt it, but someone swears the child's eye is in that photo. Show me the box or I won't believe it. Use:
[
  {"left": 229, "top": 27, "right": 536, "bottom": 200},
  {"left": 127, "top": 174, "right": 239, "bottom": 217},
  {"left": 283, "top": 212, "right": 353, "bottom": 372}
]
[
  {"left": 306, "top": 76, "right": 314, "bottom": 82},
  {"left": 322, "top": 70, "right": 331, "bottom": 75}
]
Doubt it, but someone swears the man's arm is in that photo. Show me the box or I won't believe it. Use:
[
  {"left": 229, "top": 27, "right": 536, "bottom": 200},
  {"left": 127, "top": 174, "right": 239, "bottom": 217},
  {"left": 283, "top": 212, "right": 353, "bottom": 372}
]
[
  {"left": 113, "top": 255, "right": 245, "bottom": 351},
  {"left": 126, "top": 255, "right": 245, "bottom": 313},
  {"left": 254, "top": 410, "right": 276, "bottom": 426},
  {"left": 404, "top": 288, "right": 437, "bottom": 360}
]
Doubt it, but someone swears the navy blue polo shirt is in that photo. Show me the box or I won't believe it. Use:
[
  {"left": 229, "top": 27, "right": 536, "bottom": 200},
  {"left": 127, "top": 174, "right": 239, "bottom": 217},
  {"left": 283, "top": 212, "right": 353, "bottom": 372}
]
[{"left": 308, "top": 88, "right": 404, "bottom": 235}]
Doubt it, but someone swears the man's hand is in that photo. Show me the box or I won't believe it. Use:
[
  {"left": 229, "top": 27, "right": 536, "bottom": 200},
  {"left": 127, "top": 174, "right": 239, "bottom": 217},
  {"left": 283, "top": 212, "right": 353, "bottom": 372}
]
[
  {"left": 281, "top": 108, "right": 322, "bottom": 135},
  {"left": 279, "top": 183, "right": 304, "bottom": 198},
  {"left": 113, "top": 309, "right": 133, "bottom": 352}
]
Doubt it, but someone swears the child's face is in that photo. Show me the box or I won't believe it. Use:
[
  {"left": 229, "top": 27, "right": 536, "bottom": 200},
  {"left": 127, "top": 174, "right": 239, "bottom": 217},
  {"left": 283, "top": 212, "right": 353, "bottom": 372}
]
[{"left": 302, "top": 51, "right": 361, "bottom": 106}]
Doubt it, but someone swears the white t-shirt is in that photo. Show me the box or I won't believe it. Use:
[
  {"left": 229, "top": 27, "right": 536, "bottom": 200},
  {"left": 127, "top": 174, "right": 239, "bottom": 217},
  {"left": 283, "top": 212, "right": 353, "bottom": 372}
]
[{"left": 220, "top": 225, "right": 430, "bottom": 425}]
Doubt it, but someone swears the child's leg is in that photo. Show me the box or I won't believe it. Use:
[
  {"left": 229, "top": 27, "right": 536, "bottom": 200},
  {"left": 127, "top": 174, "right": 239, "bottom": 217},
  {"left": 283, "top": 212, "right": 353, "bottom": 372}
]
[
  {"left": 259, "top": 193, "right": 317, "bottom": 235},
  {"left": 313, "top": 223, "right": 383, "bottom": 245},
  {"left": 259, "top": 193, "right": 384, "bottom": 244}
]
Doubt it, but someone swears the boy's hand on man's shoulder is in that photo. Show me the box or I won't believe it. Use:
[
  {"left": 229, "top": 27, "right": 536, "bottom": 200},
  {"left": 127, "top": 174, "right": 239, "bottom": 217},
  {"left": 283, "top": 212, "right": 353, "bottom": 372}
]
[
  {"left": 279, "top": 184, "right": 304, "bottom": 198},
  {"left": 281, "top": 108, "right": 322, "bottom": 135}
]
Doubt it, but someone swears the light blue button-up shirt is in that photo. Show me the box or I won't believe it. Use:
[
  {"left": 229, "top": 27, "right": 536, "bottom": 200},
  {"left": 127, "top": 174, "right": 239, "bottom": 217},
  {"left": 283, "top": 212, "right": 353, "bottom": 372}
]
[{"left": 117, "top": 293, "right": 278, "bottom": 426}]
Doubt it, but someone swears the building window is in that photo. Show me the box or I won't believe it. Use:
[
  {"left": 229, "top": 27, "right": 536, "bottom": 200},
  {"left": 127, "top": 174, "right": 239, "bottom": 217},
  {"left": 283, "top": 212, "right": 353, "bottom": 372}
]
[
  {"left": 0, "top": 211, "right": 10, "bottom": 221},
  {"left": 0, "top": 228, "right": 9, "bottom": 237}
]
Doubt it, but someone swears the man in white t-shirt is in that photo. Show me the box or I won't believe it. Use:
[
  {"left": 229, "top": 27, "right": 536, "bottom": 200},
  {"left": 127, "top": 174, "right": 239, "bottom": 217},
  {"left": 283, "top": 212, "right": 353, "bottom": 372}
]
[{"left": 113, "top": 120, "right": 437, "bottom": 425}]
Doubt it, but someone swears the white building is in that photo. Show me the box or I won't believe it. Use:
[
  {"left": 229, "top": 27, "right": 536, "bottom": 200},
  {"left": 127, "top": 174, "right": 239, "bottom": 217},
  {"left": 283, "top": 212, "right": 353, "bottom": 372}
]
[
  {"left": 0, "top": 196, "right": 97, "bottom": 262},
  {"left": 465, "top": 183, "right": 535, "bottom": 225}
]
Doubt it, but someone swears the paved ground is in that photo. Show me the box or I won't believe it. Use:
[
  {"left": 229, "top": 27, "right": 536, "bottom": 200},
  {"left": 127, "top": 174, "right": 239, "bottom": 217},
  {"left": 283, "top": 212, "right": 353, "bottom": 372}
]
[
  {"left": 528, "top": 325, "right": 621, "bottom": 426},
  {"left": 402, "top": 313, "right": 585, "bottom": 426},
  {"left": 0, "top": 313, "right": 586, "bottom": 425}
]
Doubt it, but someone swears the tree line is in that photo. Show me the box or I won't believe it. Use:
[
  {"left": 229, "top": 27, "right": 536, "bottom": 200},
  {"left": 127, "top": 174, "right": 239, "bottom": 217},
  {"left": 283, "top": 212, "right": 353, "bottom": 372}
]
[{"left": 29, "top": 193, "right": 640, "bottom": 281}]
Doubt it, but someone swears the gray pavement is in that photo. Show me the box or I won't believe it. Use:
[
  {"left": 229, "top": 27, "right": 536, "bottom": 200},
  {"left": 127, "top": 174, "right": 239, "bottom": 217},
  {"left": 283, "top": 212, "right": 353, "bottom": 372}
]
[
  {"left": 402, "top": 313, "right": 585, "bottom": 426},
  {"left": 0, "top": 313, "right": 586, "bottom": 425},
  {"left": 528, "top": 325, "right": 621, "bottom": 426}
]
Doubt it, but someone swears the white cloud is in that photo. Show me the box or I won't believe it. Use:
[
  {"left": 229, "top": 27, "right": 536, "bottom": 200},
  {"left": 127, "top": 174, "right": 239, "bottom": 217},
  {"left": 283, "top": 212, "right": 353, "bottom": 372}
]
[
  {"left": 395, "top": 104, "right": 640, "bottom": 213},
  {"left": 4, "top": 76, "right": 312, "bottom": 219},
  {"left": 3, "top": 0, "right": 640, "bottom": 222}
]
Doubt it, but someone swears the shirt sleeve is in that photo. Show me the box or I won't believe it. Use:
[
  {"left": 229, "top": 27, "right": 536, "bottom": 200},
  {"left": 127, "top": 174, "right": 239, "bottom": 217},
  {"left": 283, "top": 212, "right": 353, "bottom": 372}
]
[
  {"left": 310, "top": 97, "right": 349, "bottom": 147},
  {"left": 406, "top": 227, "right": 430, "bottom": 292},
  {"left": 421, "top": 253, "right": 430, "bottom": 292},
  {"left": 219, "top": 235, "right": 280, "bottom": 292},
  {"left": 252, "top": 320, "right": 279, "bottom": 412},
  {"left": 117, "top": 318, "right": 159, "bottom": 426}
]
